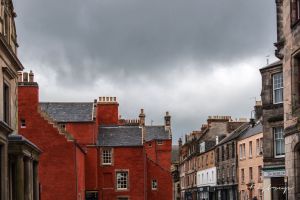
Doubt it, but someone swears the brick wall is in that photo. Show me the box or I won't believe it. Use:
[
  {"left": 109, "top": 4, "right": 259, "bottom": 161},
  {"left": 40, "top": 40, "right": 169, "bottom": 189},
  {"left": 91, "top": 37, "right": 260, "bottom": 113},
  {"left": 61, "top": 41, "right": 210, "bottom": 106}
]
[{"left": 18, "top": 83, "right": 85, "bottom": 200}]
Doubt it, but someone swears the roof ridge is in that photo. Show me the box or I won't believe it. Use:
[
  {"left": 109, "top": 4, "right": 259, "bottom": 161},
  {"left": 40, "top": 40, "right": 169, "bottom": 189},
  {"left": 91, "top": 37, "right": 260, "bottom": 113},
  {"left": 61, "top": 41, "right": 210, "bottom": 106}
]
[{"left": 40, "top": 102, "right": 93, "bottom": 104}]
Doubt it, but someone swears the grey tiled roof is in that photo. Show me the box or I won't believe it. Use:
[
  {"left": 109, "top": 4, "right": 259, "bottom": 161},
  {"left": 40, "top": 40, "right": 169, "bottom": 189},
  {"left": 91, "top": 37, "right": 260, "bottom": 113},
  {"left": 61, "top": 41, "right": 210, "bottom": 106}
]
[
  {"left": 98, "top": 125, "right": 170, "bottom": 147},
  {"left": 217, "top": 123, "right": 249, "bottom": 145},
  {"left": 8, "top": 134, "right": 42, "bottom": 153},
  {"left": 145, "top": 126, "right": 170, "bottom": 141},
  {"left": 98, "top": 126, "right": 143, "bottom": 147},
  {"left": 40, "top": 102, "right": 94, "bottom": 122},
  {"left": 260, "top": 60, "right": 282, "bottom": 71},
  {"left": 239, "top": 122, "right": 262, "bottom": 140}
]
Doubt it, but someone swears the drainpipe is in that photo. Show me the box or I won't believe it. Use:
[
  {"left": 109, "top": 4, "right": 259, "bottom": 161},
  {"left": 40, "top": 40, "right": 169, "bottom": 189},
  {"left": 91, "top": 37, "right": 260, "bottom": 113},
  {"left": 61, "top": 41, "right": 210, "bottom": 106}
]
[
  {"left": 74, "top": 143, "right": 78, "bottom": 200},
  {"left": 285, "top": 176, "right": 288, "bottom": 200},
  {"left": 144, "top": 147, "right": 147, "bottom": 200}
]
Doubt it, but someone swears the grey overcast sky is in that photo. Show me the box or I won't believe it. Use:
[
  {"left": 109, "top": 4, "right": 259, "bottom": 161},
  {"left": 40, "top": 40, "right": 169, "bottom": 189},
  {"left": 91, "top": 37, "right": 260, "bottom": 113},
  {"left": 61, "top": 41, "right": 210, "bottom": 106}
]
[{"left": 14, "top": 0, "right": 277, "bottom": 144}]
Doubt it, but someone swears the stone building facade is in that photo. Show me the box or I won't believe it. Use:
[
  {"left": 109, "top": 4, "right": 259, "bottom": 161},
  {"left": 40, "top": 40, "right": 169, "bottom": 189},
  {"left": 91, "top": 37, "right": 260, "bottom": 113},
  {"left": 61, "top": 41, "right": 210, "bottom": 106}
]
[
  {"left": 260, "top": 61, "right": 286, "bottom": 200},
  {"left": 0, "top": 1, "right": 41, "bottom": 200},
  {"left": 178, "top": 116, "right": 247, "bottom": 200},
  {"left": 273, "top": 0, "right": 300, "bottom": 198},
  {"left": 171, "top": 145, "right": 180, "bottom": 200},
  {"left": 196, "top": 142, "right": 216, "bottom": 200},
  {"left": 215, "top": 124, "right": 248, "bottom": 200},
  {"left": 179, "top": 133, "right": 199, "bottom": 200},
  {"left": 237, "top": 122, "right": 263, "bottom": 200}
]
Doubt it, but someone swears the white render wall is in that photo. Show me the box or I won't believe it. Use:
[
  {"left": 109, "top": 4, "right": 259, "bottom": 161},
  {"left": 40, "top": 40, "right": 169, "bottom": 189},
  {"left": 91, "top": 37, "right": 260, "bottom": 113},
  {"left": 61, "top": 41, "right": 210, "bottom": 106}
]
[{"left": 196, "top": 167, "right": 217, "bottom": 187}]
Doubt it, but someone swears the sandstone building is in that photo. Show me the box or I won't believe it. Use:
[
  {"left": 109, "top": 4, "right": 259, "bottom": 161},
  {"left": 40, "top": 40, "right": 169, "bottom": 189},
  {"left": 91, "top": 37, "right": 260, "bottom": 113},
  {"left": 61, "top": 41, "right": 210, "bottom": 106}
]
[
  {"left": 273, "top": 0, "right": 300, "bottom": 199},
  {"left": 178, "top": 116, "right": 246, "bottom": 200},
  {"left": 0, "top": 1, "right": 41, "bottom": 200},
  {"left": 215, "top": 123, "right": 248, "bottom": 200},
  {"left": 237, "top": 122, "right": 263, "bottom": 200},
  {"left": 260, "top": 61, "right": 285, "bottom": 200}
]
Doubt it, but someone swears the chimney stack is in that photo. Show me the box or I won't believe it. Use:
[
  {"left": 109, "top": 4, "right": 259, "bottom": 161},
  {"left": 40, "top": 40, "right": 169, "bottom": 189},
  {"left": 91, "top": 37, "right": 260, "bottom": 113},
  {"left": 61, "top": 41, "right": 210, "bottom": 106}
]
[
  {"left": 23, "top": 72, "right": 28, "bottom": 82},
  {"left": 254, "top": 101, "right": 263, "bottom": 120},
  {"left": 29, "top": 70, "right": 34, "bottom": 82},
  {"left": 250, "top": 118, "right": 256, "bottom": 127},
  {"left": 178, "top": 138, "right": 182, "bottom": 148},
  {"left": 164, "top": 111, "right": 171, "bottom": 130},
  {"left": 139, "top": 109, "right": 145, "bottom": 127},
  {"left": 96, "top": 96, "right": 119, "bottom": 126},
  {"left": 17, "top": 71, "right": 22, "bottom": 82}
]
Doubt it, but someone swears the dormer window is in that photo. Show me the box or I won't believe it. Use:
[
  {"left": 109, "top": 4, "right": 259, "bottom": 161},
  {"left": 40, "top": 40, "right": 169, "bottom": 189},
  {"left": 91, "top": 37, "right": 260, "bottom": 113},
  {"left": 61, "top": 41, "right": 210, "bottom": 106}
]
[{"left": 157, "top": 140, "right": 163, "bottom": 145}]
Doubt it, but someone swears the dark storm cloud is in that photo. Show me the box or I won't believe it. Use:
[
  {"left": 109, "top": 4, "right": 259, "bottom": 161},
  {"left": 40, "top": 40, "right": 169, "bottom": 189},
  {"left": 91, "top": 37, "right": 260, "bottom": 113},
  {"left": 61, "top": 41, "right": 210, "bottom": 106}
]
[
  {"left": 14, "top": 0, "right": 275, "bottom": 86},
  {"left": 13, "top": 0, "right": 276, "bottom": 143}
]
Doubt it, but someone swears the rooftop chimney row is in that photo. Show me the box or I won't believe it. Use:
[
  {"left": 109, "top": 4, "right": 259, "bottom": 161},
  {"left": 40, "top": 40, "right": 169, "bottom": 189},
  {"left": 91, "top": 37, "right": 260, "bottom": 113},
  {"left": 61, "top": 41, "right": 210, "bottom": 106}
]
[
  {"left": 18, "top": 71, "right": 35, "bottom": 83},
  {"left": 98, "top": 96, "right": 117, "bottom": 103}
]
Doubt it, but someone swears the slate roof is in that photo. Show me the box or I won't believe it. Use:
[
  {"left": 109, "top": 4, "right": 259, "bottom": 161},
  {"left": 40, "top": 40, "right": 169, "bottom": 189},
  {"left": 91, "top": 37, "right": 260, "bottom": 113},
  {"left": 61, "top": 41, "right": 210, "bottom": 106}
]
[
  {"left": 98, "top": 125, "right": 170, "bottom": 147},
  {"left": 145, "top": 126, "right": 170, "bottom": 141},
  {"left": 8, "top": 134, "right": 42, "bottom": 153},
  {"left": 260, "top": 60, "right": 282, "bottom": 71},
  {"left": 217, "top": 123, "right": 249, "bottom": 146},
  {"left": 40, "top": 102, "right": 94, "bottom": 122},
  {"left": 239, "top": 122, "right": 262, "bottom": 140},
  {"left": 98, "top": 126, "right": 143, "bottom": 147}
]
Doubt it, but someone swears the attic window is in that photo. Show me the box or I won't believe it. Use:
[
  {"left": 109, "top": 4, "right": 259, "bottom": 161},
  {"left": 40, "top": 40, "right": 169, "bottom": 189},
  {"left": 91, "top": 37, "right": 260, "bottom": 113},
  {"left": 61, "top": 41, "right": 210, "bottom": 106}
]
[
  {"left": 20, "top": 119, "right": 26, "bottom": 128},
  {"left": 59, "top": 123, "right": 66, "bottom": 130},
  {"left": 157, "top": 141, "right": 163, "bottom": 145},
  {"left": 152, "top": 180, "right": 158, "bottom": 190}
]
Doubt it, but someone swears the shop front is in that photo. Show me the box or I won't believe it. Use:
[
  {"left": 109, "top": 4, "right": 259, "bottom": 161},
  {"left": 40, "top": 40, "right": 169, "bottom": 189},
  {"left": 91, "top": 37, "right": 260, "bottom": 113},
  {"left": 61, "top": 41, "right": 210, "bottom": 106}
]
[
  {"left": 263, "top": 166, "right": 286, "bottom": 200},
  {"left": 215, "top": 185, "right": 238, "bottom": 200},
  {"left": 196, "top": 186, "right": 216, "bottom": 200}
]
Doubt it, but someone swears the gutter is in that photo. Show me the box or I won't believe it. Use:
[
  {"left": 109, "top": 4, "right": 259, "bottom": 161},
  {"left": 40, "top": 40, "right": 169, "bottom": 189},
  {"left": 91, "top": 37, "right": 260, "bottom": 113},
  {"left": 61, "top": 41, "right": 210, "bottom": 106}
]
[{"left": 74, "top": 144, "right": 78, "bottom": 200}]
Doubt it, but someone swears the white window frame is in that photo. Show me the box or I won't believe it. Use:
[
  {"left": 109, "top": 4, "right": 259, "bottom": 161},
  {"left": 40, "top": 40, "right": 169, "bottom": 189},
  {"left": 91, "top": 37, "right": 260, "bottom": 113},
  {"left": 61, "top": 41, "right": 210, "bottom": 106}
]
[
  {"left": 157, "top": 140, "right": 163, "bottom": 145},
  {"left": 241, "top": 169, "right": 245, "bottom": 184},
  {"left": 256, "top": 139, "right": 261, "bottom": 156},
  {"left": 116, "top": 171, "right": 129, "bottom": 190},
  {"left": 249, "top": 167, "right": 253, "bottom": 181},
  {"left": 259, "top": 138, "right": 263, "bottom": 155},
  {"left": 102, "top": 148, "right": 113, "bottom": 165},
  {"left": 258, "top": 166, "right": 262, "bottom": 182},
  {"left": 239, "top": 144, "right": 242, "bottom": 160},
  {"left": 274, "top": 127, "right": 285, "bottom": 158},
  {"left": 273, "top": 72, "right": 283, "bottom": 104},
  {"left": 151, "top": 179, "right": 158, "bottom": 190},
  {"left": 249, "top": 141, "right": 252, "bottom": 158},
  {"left": 20, "top": 119, "right": 26, "bottom": 128}
]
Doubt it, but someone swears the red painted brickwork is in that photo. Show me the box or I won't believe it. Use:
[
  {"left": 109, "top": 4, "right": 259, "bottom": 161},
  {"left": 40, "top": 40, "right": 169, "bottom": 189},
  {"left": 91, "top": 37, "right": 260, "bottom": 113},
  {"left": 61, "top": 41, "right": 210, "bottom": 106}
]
[
  {"left": 85, "top": 147, "right": 99, "bottom": 190},
  {"left": 76, "top": 146, "right": 86, "bottom": 200},
  {"left": 18, "top": 81, "right": 172, "bottom": 200},
  {"left": 66, "top": 122, "right": 97, "bottom": 145},
  {"left": 145, "top": 140, "right": 172, "bottom": 170},
  {"left": 18, "top": 84, "right": 86, "bottom": 200},
  {"left": 96, "top": 103, "right": 119, "bottom": 126},
  {"left": 98, "top": 147, "right": 145, "bottom": 200},
  {"left": 147, "top": 158, "right": 172, "bottom": 200}
]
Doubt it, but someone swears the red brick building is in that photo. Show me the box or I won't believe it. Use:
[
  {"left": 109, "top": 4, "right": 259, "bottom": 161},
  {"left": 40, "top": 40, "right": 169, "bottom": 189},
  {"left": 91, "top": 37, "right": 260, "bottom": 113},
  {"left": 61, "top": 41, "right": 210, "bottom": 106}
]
[{"left": 18, "top": 72, "right": 172, "bottom": 200}]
